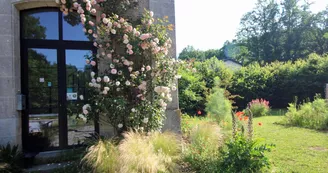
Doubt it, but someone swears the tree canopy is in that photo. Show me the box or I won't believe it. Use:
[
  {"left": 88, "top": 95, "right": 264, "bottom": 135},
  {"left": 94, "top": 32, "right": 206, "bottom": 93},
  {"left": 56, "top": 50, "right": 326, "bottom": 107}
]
[{"left": 179, "top": 0, "right": 328, "bottom": 64}]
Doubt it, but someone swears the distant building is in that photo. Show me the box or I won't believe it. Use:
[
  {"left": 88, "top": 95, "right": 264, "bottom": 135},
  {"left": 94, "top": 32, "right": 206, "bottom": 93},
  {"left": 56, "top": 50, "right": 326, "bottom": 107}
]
[{"left": 223, "top": 59, "right": 242, "bottom": 71}]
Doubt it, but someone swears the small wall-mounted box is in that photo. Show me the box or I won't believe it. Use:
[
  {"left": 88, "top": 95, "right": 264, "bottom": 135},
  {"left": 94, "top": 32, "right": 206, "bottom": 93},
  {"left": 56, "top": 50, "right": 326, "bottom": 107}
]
[{"left": 17, "top": 94, "right": 26, "bottom": 111}]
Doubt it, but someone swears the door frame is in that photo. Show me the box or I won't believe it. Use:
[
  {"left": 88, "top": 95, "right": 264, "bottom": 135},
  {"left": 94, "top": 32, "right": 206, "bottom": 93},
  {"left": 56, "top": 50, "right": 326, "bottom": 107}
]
[{"left": 20, "top": 8, "right": 99, "bottom": 151}]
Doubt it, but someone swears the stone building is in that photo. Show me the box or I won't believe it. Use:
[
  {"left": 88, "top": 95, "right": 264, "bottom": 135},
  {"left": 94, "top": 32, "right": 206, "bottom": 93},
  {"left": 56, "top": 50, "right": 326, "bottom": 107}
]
[{"left": 0, "top": 0, "right": 179, "bottom": 153}]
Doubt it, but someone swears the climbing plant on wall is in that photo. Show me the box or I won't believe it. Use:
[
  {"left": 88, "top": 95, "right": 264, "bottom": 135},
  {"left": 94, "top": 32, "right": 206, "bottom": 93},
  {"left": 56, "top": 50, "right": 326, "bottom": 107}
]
[{"left": 55, "top": 0, "right": 179, "bottom": 134}]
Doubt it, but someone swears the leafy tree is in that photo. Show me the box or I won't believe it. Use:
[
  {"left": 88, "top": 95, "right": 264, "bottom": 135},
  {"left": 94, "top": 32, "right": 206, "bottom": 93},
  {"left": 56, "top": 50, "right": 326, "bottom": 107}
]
[
  {"left": 23, "top": 15, "right": 46, "bottom": 39},
  {"left": 195, "top": 57, "right": 234, "bottom": 89},
  {"left": 178, "top": 45, "right": 206, "bottom": 61},
  {"left": 237, "top": 0, "right": 328, "bottom": 63}
]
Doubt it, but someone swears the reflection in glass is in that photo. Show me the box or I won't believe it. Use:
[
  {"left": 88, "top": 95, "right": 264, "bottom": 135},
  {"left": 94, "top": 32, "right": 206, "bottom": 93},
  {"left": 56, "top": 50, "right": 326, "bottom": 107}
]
[
  {"left": 27, "top": 48, "right": 59, "bottom": 151},
  {"left": 23, "top": 11, "right": 59, "bottom": 40},
  {"left": 63, "top": 13, "right": 89, "bottom": 41},
  {"left": 66, "top": 50, "right": 95, "bottom": 146}
]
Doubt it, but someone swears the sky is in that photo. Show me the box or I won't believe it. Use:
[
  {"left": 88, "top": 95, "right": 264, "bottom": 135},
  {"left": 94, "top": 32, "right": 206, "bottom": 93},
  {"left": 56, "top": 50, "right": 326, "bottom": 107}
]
[{"left": 175, "top": 0, "right": 328, "bottom": 55}]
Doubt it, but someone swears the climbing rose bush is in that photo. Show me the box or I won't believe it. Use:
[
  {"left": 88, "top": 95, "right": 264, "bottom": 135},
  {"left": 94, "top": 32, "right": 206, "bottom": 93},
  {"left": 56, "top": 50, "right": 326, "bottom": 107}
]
[{"left": 56, "top": 0, "right": 179, "bottom": 133}]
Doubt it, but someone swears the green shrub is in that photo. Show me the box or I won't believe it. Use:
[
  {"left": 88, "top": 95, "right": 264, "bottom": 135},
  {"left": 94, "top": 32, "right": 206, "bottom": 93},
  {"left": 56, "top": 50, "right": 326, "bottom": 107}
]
[
  {"left": 0, "top": 144, "right": 23, "bottom": 173},
  {"left": 229, "top": 54, "right": 328, "bottom": 109},
  {"left": 283, "top": 97, "right": 328, "bottom": 130},
  {"left": 248, "top": 99, "right": 270, "bottom": 117},
  {"left": 178, "top": 60, "right": 207, "bottom": 115},
  {"left": 205, "top": 77, "right": 232, "bottom": 122},
  {"left": 219, "top": 133, "right": 274, "bottom": 173},
  {"left": 184, "top": 122, "right": 223, "bottom": 173},
  {"left": 178, "top": 58, "right": 233, "bottom": 115}
]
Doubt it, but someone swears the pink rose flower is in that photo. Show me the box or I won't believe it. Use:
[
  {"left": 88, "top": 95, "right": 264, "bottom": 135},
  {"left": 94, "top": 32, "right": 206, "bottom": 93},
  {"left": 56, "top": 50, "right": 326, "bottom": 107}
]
[
  {"left": 73, "top": 2, "right": 79, "bottom": 8},
  {"left": 111, "top": 69, "right": 117, "bottom": 74},
  {"left": 102, "top": 18, "right": 109, "bottom": 24},
  {"left": 123, "top": 60, "right": 130, "bottom": 66},
  {"left": 127, "top": 44, "right": 133, "bottom": 50},
  {"left": 90, "top": 61, "right": 96, "bottom": 66},
  {"left": 127, "top": 26, "right": 133, "bottom": 32},
  {"left": 141, "top": 42, "right": 148, "bottom": 50},
  {"left": 140, "top": 34, "right": 150, "bottom": 40},
  {"left": 90, "top": 9, "right": 96, "bottom": 14},
  {"left": 88, "top": 21, "right": 94, "bottom": 26},
  {"left": 123, "top": 34, "right": 129, "bottom": 40}
]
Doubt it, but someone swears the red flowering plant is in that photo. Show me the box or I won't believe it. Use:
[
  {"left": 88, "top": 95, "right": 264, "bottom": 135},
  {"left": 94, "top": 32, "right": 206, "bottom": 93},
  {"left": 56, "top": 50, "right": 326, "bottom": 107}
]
[
  {"left": 220, "top": 109, "right": 275, "bottom": 172},
  {"left": 232, "top": 111, "right": 252, "bottom": 139},
  {"left": 248, "top": 98, "right": 270, "bottom": 117}
]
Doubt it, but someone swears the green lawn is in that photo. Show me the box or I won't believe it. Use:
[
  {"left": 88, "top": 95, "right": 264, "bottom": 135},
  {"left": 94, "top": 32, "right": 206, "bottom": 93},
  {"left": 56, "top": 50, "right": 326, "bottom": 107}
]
[{"left": 253, "top": 116, "right": 328, "bottom": 173}]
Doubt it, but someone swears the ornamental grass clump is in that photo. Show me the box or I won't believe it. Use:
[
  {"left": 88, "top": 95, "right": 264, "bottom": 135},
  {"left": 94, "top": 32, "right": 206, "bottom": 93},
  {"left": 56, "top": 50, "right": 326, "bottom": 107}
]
[
  {"left": 248, "top": 98, "right": 270, "bottom": 117},
  {"left": 119, "top": 131, "right": 181, "bottom": 173},
  {"left": 184, "top": 122, "right": 223, "bottom": 173},
  {"left": 81, "top": 139, "right": 120, "bottom": 173},
  {"left": 82, "top": 131, "right": 180, "bottom": 173}
]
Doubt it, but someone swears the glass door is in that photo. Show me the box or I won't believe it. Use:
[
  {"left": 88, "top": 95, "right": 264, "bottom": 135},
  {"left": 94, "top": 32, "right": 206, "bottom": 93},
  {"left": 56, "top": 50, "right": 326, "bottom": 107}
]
[
  {"left": 66, "top": 49, "right": 95, "bottom": 146},
  {"left": 21, "top": 8, "right": 97, "bottom": 152},
  {"left": 25, "top": 48, "right": 59, "bottom": 151}
]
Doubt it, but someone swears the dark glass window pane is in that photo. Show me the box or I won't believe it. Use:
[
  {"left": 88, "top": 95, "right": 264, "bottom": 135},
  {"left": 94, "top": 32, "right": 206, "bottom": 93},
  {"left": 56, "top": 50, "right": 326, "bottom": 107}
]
[
  {"left": 23, "top": 11, "right": 59, "bottom": 40},
  {"left": 28, "top": 48, "right": 59, "bottom": 149},
  {"left": 63, "top": 13, "right": 89, "bottom": 41},
  {"left": 66, "top": 49, "right": 94, "bottom": 146}
]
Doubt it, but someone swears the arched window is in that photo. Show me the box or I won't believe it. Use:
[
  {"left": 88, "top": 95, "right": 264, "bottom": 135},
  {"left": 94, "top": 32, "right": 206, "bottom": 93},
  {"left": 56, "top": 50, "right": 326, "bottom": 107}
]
[{"left": 21, "top": 8, "right": 98, "bottom": 152}]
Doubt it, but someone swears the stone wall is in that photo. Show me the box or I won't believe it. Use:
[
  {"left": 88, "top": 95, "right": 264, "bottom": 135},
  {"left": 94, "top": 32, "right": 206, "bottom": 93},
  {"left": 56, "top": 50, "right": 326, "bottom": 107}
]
[
  {"left": 0, "top": 0, "right": 180, "bottom": 147},
  {"left": 148, "top": 0, "right": 181, "bottom": 133},
  {"left": 0, "top": 0, "right": 57, "bottom": 147},
  {"left": 0, "top": 0, "right": 21, "bottom": 146}
]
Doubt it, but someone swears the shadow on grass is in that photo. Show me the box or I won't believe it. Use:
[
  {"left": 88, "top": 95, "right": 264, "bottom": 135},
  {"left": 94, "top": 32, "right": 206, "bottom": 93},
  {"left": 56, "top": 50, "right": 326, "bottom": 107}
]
[
  {"left": 273, "top": 121, "right": 328, "bottom": 134},
  {"left": 269, "top": 109, "right": 287, "bottom": 116}
]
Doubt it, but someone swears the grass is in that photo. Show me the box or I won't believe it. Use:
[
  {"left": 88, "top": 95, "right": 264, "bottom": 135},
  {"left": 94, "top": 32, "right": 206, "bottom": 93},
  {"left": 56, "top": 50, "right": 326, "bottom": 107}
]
[
  {"left": 253, "top": 116, "right": 328, "bottom": 173},
  {"left": 182, "top": 114, "right": 328, "bottom": 172}
]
